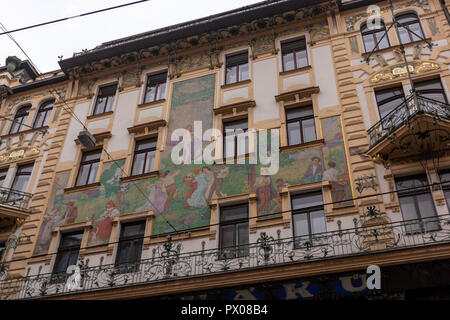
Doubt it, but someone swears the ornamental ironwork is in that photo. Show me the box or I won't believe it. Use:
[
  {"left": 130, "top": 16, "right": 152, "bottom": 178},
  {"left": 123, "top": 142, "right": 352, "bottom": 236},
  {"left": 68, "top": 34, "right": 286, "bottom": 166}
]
[
  {"left": 1, "top": 214, "right": 450, "bottom": 300},
  {"left": 367, "top": 93, "right": 450, "bottom": 149},
  {"left": 0, "top": 187, "right": 32, "bottom": 211}
]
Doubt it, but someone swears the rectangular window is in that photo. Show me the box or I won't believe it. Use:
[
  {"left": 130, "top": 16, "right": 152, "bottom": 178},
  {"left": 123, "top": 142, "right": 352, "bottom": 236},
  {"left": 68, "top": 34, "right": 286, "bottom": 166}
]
[
  {"left": 291, "top": 191, "right": 326, "bottom": 247},
  {"left": 52, "top": 231, "right": 83, "bottom": 281},
  {"left": 75, "top": 150, "right": 101, "bottom": 187},
  {"left": 0, "top": 168, "right": 8, "bottom": 187},
  {"left": 131, "top": 138, "right": 157, "bottom": 176},
  {"left": 115, "top": 221, "right": 146, "bottom": 273},
  {"left": 0, "top": 242, "right": 5, "bottom": 261},
  {"left": 143, "top": 72, "right": 167, "bottom": 103},
  {"left": 414, "top": 78, "right": 448, "bottom": 103},
  {"left": 93, "top": 84, "right": 117, "bottom": 115},
  {"left": 395, "top": 174, "right": 440, "bottom": 233},
  {"left": 10, "top": 163, "right": 33, "bottom": 193},
  {"left": 225, "top": 51, "right": 249, "bottom": 85},
  {"left": 223, "top": 119, "right": 248, "bottom": 159},
  {"left": 375, "top": 86, "right": 406, "bottom": 120},
  {"left": 286, "top": 106, "right": 316, "bottom": 146},
  {"left": 281, "top": 37, "right": 308, "bottom": 72},
  {"left": 439, "top": 169, "right": 450, "bottom": 210},
  {"left": 219, "top": 204, "right": 249, "bottom": 259}
]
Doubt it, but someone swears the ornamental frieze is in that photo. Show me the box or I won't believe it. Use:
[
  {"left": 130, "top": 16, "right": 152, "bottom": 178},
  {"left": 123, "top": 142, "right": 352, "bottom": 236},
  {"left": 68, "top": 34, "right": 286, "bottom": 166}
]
[
  {"left": 6, "top": 87, "right": 67, "bottom": 113},
  {"left": 369, "top": 61, "right": 439, "bottom": 83},
  {"left": 0, "top": 146, "right": 40, "bottom": 164}
]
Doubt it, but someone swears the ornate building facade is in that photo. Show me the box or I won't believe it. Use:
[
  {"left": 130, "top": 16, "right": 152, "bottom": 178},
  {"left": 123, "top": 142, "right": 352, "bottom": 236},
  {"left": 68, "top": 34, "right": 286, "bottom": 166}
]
[{"left": 1, "top": 0, "right": 450, "bottom": 300}]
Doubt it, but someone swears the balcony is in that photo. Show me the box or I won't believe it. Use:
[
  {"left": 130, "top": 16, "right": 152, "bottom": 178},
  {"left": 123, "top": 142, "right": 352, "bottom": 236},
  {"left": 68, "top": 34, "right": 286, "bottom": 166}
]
[
  {"left": 1, "top": 214, "right": 450, "bottom": 299},
  {"left": 0, "top": 187, "right": 32, "bottom": 231},
  {"left": 367, "top": 93, "right": 450, "bottom": 160}
]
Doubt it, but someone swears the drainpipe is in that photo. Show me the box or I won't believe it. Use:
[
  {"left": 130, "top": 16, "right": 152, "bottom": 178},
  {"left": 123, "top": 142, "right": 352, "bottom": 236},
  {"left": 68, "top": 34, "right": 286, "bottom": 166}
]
[{"left": 440, "top": 0, "right": 450, "bottom": 25}]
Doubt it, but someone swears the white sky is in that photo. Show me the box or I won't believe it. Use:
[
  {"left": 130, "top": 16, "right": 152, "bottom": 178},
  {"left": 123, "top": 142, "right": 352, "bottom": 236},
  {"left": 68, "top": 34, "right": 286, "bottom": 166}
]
[{"left": 0, "top": 0, "right": 262, "bottom": 73}]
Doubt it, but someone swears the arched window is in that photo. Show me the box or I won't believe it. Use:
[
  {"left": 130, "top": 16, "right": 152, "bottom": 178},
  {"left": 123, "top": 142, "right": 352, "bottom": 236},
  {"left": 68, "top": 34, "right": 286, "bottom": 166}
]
[
  {"left": 33, "top": 100, "right": 54, "bottom": 128},
  {"left": 9, "top": 105, "right": 31, "bottom": 134},
  {"left": 361, "top": 20, "right": 390, "bottom": 52},
  {"left": 396, "top": 13, "right": 424, "bottom": 44}
]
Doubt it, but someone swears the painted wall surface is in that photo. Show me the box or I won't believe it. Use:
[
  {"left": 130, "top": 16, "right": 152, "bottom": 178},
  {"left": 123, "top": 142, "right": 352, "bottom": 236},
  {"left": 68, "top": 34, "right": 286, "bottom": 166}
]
[
  {"left": 253, "top": 57, "right": 279, "bottom": 123},
  {"left": 312, "top": 45, "right": 339, "bottom": 109},
  {"left": 34, "top": 74, "right": 352, "bottom": 255}
]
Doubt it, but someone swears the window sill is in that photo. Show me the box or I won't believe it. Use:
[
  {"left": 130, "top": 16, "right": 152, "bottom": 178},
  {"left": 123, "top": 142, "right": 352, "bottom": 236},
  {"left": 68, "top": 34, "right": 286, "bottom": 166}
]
[
  {"left": 120, "top": 171, "right": 159, "bottom": 183},
  {"left": 1, "top": 126, "right": 49, "bottom": 139},
  {"left": 86, "top": 111, "right": 114, "bottom": 120},
  {"left": 64, "top": 182, "right": 101, "bottom": 194},
  {"left": 221, "top": 79, "right": 251, "bottom": 89},
  {"left": 279, "top": 65, "right": 312, "bottom": 76},
  {"left": 280, "top": 139, "right": 325, "bottom": 153},
  {"left": 137, "top": 98, "right": 166, "bottom": 108}
]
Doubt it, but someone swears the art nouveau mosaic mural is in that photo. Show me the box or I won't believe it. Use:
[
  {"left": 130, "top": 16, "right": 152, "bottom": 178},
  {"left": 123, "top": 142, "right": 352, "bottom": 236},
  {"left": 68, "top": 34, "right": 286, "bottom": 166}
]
[{"left": 34, "top": 74, "right": 352, "bottom": 255}]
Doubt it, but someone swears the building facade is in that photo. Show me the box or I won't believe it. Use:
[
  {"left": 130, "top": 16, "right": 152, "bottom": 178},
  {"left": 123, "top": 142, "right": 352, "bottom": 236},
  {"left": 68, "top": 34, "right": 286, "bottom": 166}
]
[{"left": 1, "top": 0, "right": 450, "bottom": 300}]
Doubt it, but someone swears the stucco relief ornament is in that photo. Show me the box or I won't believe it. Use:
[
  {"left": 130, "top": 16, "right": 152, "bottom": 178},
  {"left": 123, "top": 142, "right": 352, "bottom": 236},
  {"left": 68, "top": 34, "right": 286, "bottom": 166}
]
[
  {"left": 0, "top": 146, "right": 40, "bottom": 163},
  {"left": 370, "top": 62, "right": 439, "bottom": 83}
]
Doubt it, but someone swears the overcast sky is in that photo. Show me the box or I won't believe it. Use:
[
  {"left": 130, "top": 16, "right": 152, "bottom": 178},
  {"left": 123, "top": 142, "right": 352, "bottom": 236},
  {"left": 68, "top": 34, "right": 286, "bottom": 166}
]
[{"left": 0, "top": 0, "right": 262, "bottom": 73}]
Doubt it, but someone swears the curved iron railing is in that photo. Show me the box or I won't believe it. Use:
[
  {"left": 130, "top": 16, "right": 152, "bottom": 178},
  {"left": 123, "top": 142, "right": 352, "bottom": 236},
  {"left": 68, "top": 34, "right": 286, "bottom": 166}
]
[
  {"left": 367, "top": 93, "right": 450, "bottom": 149},
  {"left": 0, "top": 187, "right": 32, "bottom": 211},
  {"left": 1, "top": 214, "right": 450, "bottom": 299}
]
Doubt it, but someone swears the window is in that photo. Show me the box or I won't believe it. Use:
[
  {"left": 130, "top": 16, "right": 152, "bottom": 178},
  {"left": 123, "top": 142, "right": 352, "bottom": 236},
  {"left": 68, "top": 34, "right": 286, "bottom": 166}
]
[
  {"left": 281, "top": 37, "right": 308, "bottom": 72},
  {"left": 115, "top": 221, "right": 146, "bottom": 273},
  {"left": 9, "top": 105, "right": 31, "bottom": 134},
  {"left": 10, "top": 163, "right": 33, "bottom": 193},
  {"left": 361, "top": 20, "right": 390, "bottom": 52},
  {"left": 75, "top": 150, "right": 101, "bottom": 187},
  {"left": 225, "top": 51, "right": 249, "bottom": 84},
  {"left": 223, "top": 119, "right": 248, "bottom": 158},
  {"left": 93, "top": 84, "right": 117, "bottom": 115},
  {"left": 143, "top": 72, "right": 167, "bottom": 103},
  {"left": 286, "top": 106, "right": 316, "bottom": 146},
  {"left": 131, "top": 138, "right": 157, "bottom": 176},
  {"left": 396, "top": 13, "right": 424, "bottom": 44},
  {"left": 375, "top": 86, "right": 406, "bottom": 119},
  {"left": 219, "top": 204, "right": 249, "bottom": 259},
  {"left": 414, "top": 78, "right": 448, "bottom": 103},
  {"left": 395, "top": 174, "right": 440, "bottom": 233},
  {"left": 0, "top": 242, "right": 5, "bottom": 261},
  {"left": 291, "top": 192, "right": 326, "bottom": 247},
  {"left": 52, "top": 231, "right": 83, "bottom": 281},
  {"left": 0, "top": 168, "right": 8, "bottom": 187},
  {"left": 33, "top": 100, "right": 54, "bottom": 128},
  {"left": 439, "top": 169, "right": 450, "bottom": 210}
]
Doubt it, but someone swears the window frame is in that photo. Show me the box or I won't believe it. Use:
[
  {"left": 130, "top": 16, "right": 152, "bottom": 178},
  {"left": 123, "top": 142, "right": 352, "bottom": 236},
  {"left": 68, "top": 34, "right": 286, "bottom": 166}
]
[
  {"left": 9, "top": 105, "right": 31, "bottom": 134},
  {"left": 414, "top": 78, "right": 448, "bottom": 104},
  {"left": 75, "top": 149, "right": 102, "bottom": 187},
  {"left": 131, "top": 138, "right": 157, "bottom": 176},
  {"left": 291, "top": 191, "right": 326, "bottom": 248},
  {"left": 223, "top": 118, "right": 249, "bottom": 159},
  {"left": 219, "top": 203, "right": 249, "bottom": 259},
  {"left": 143, "top": 71, "right": 167, "bottom": 104},
  {"left": 33, "top": 100, "right": 54, "bottom": 128},
  {"left": 374, "top": 85, "right": 406, "bottom": 120},
  {"left": 395, "top": 174, "right": 440, "bottom": 234},
  {"left": 285, "top": 105, "right": 316, "bottom": 146},
  {"left": 0, "top": 168, "right": 9, "bottom": 188},
  {"left": 360, "top": 20, "right": 390, "bottom": 52},
  {"left": 0, "top": 241, "right": 5, "bottom": 262},
  {"left": 280, "top": 37, "right": 309, "bottom": 72},
  {"left": 51, "top": 230, "right": 84, "bottom": 282},
  {"left": 395, "top": 13, "right": 425, "bottom": 44},
  {"left": 92, "top": 83, "right": 117, "bottom": 116},
  {"left": 115, "top": 220, "right": 146, "bottom": 272},
  {"left": 225, "top": 51, "right": 249, "bottom": 85}
]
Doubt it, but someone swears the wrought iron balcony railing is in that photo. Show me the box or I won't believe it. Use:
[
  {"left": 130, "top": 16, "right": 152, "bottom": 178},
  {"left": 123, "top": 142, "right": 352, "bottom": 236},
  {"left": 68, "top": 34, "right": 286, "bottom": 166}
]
[
  {"left": 367, "top": 93, "right": 450, "bottom": 149},
  {"left": 1, "top": 214, "right": 450, "bottom": 299},
  {"left": 0, "top": 187, "right": 32, "bottom": 212}
]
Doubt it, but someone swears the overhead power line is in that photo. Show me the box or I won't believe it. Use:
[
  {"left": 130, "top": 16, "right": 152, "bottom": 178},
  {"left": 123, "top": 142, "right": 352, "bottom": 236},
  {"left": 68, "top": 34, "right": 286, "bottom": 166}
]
[{"left": 0, "top": 0, "right": 151, "bottom": 37}]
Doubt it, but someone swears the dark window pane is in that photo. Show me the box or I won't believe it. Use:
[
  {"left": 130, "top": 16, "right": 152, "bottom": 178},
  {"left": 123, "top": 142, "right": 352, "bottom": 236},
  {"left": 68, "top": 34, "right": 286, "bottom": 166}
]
[
  {"left": 0, "top": 169, "right": 8, "bottom": 187},
  {"left": 293, "top": 212, "right": 309, "bottom": 237},
  {"left": 239, "top": 63, "right": 249, "bottom": 81},
  {"left": 226, "top": 66, "right": 237, "bottom": 84},
  {"left": 156, "top": 82, "right": 166, "bottom": 100},
  {"left": 220, "top": 204, "right": 248, "bottom": 222},
  {"left": 286, "top": 106, "right": 313, "bottom": 120},
  {"left": 302, "top": 118, "right": 316, "bottom": 143},
  {"left": 220, "top": 225, "right": 235, "bottom": 248},
  {"left": 132, "top": 153, "right": 145, "bottom": 176},
  {"left": 292, "top": 192, "right": 323, "bottom": 210},
  {"left": 310, "top": 210, "right": 326, "bottom": 234}
]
